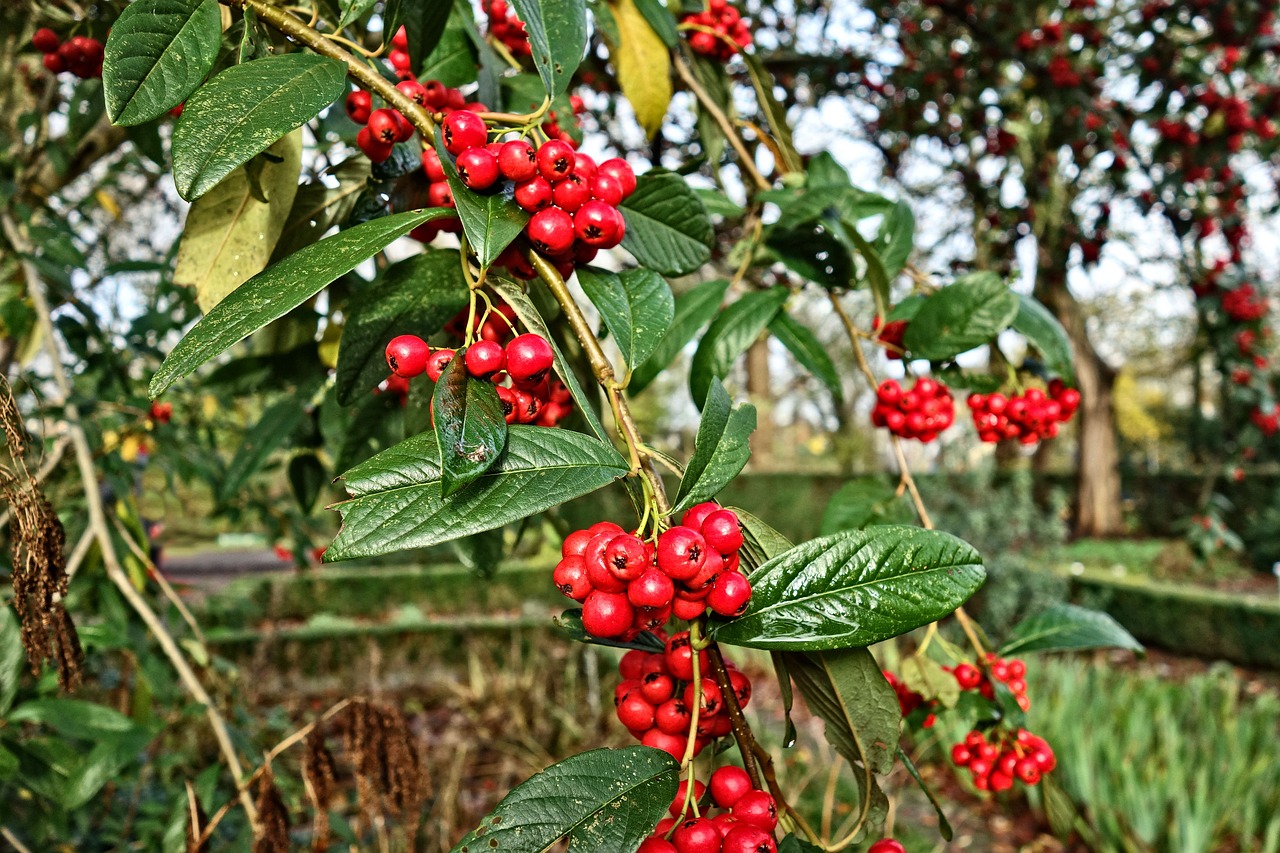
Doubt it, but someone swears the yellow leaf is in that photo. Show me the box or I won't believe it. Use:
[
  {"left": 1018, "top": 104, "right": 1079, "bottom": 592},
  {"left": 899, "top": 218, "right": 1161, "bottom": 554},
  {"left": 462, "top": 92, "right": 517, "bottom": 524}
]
[
  {"left": 318, "top": 318, "right": 343, "bottom": 369},
  {"left": 174, "top": 131, "right": 302, "bottom": 313},
  {"left": 95, "top": 189, "right": 121, "bottom": 220},
  {"left": 608, "top": 0, "right": 673, "bottom": 138}
]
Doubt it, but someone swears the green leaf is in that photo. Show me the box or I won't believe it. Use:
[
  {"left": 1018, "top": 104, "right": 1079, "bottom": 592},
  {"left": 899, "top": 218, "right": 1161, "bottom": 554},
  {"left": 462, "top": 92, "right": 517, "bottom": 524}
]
[
  {"left": 900, "top": 655, "right": 960, "bottom": 709},
  {"left": 620, "top": 171, "right": 714, "bottom": 276},
  {"left": 806, "top": 152, "right": 851, "bottom": 189},
  {"left": 384, "top": 0, "right": 453, "bottom": 75},
  {"left": 432, "top": 350, "right": 509, "bottom": 497},
  {"left": 329, "top": 426, "right": 628, "bottom": 560},
  {"left": 1000, "top": 604, "right": 1143, "bottom": 656},
  {"left": 8, "top": 699, "right": 141, "bottom": 739},
  {"left": 509, "top": 0, "right": 587, "bottom": 97},
  {"left": 782, "top": 649, "right": 893, "bottom": 828},
  {"left": 576, "top": 267, "right": 675, "bottom": 373},
  {"left": 449, "top": 746, "right": 678, "bottom": 853},
  {"left": 630, "top": 278, "right": 728, "bottom": 394},
  {"left": 336, "top": 249, "right": 469, "bottom": 405},
  {"left": 819, "top": 478, "right": 911, "bottom": 536},
  {"left": 848, "top": 229, "right": 890, "bottom": 317},
  {"left": 271, "top": 156, "right": 372, "bottom": 262},
  {"left": 672, "top": 379, "right": 755, "bottom": 514},
  {"left": 689, "top": 286, "right": 789, "bottom": 408},
  {"left": 711, "top": 526, "right": 986, "bottom": 650},
  {"left": 218, "top": 396, "right": 309, "bottom": 503},
  {"left": 766, "top": 217, "right": 854, "bottom": 289},
  {"left": 877, "top": 200, "right": 915, "bottom": 279},
  {"left": 1012, "top": 295, "right": 1076, "bottom": 384},
  {"left": 151, "top": 210, "right": 446, "bottom": 397},
  {"left": 902, "top": 272, "right": 1020, "bottom": 362},
  {"left": 419, "top": 10, "right": 479, "bottom": 86},
  {"left": 741, "top": 52, "right": 801, "bottom": 174},
  {"left": 885, "top": 294, "right": 925, "bottom": 322},
  {"left": 729, "top": 507, "right": 793, "bottom": 570},
  {"left": 103, "top": 0, "right": 221, "bottom": 126},
  {"left": 488, "top": 278, "right": 612, "bottom": 445},
  {"left": 778, "top": 836, "right": 825, "bottom": 853},
  {"left": 769, "top": 312, "right": 843, "bottom": 403},
  {"left": 632, "top": 0, "right": 679, "bottom": 46},
  {"left": 288, "top": 453, "right": 326, "bottom": 514},
  {"left": 338, "top": 0, "right": 379, "bottom": 28},
  {"left": 897, "top": 745, "right": 954, "bottom": 841},
  {"left": 0, "top": 606, "right": 24, "bottom": 716},
  {"left": 62, "top": 727, "right": 154, "bottom": 809},
  {"left": 434, "top": 133, "right": 529, "bottom": 267},
  {"left": 172, "top": 54, "right": 346, "bottom": 200},
  {"left": 174, "top": 132, "right": 303, "bottom": 313}
]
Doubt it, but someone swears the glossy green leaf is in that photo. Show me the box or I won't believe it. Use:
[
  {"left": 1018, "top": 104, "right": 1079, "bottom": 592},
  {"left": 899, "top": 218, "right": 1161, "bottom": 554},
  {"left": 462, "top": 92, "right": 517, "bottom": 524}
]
[
  {"left": 806, "top": 152, "right": 851, "bottom": 189},
  {"left": 897, "top": 745, "right": 954, "bottom": 841},
  {"left": 620, "top": 171, "right": 714, "bottom": 276},
  {"left": 63, "top": 727, "right": 155, "bottom": 809},
  {"left": 288, "top": 453, "right": 326, "bottom": 514},
  {"left": 741, "top": 52, "right": 800, "bottom": 173},
  {"left": 729, "top": 506, "right": 793, "bottom": 571},
  {"left": 1013, "top": 294, "right": 1076, "bottom": 384},
  {"left": 673, "top": 379, "right": 755, "bottom": 514},
  {"left": 271, "top": 157, "right": 372, "bottom": 262},
  {"left": 689, "top": 286, "right": 789, "bottom": 408},
  {"left": 819, "top": 478, "right": 911, "bottom": 536},
  {"left": 449, "top": 746, "right": 677, "bottom": 853},
  {"left": 432, "top": 350, "right": 509, "bottom": 496},
  {"left": 434, "top": 133, "right": 529, "bottom": 267},
  {"left": 338, "top": 0, "right": 379, "bottom": 28},
  {"left": 103, "top": 0, "right": 221, "bottom": 126},
  {"left": 419, "top": 9, "right": 479, "bottom": 86},
  {"left": 0, "top": 606, "right": 24, "bottom": 716},
  {"left": 488, "top": 278, "right": 612, "bottom": 444},
  {"left": 766, "top": 217, "right": 854, "bottom": 290},
  {"left": 172, "top": 54, "right": 346, "bottom": 200},
  {"left": 336, "top": 249, "right": 469, "bottom": 404},
  {"left": 769, "top": 312, "right": 843, "bottom": 403},
  {"left": 384, "top": 0, "right": 452, "bottom": 75},
  {"left": 848, "top": 228, "right": 890, "bottom": 317},
  {"left": 328, "top": 426, "right": 628, "bottom": 560},
  {"left": 885, "top": 294, "right": 925, "bottom": 323},
  {"left": 878, "top": 200, "right": 915, "bottom": 279},
  {"left": 510, "top": 0, "right": 587, "bottom": 97},
  {"left": 1000, "top": 604, "right": 1143, "bottom": 656},
  {"left": 902, "top": 272, "right": 1020, "bottom": 362},
  {"left": 218, "top": 396, "right": 309, "bottom": 503},
  {"left": 576, "top": 267, "right": 675, "bottom": 373},
  {"left": 8, "top": 699, "right": 141, "bottom": 739},
  {"left": 711, "top": 526, "right": 986, "bottom": 650},
  {"left": 151, "top": 210, "right": 445, "bottom": 397},
  {"left": 630, "top": 278, "right": 728, "bottom": 394}
]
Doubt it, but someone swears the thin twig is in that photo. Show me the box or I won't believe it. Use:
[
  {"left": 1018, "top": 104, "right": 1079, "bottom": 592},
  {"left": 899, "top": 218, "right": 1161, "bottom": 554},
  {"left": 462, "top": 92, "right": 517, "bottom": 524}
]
[
  {"left": 111, "top": 515, "right": 209, "bottom": 650},
  {"left": 673, "top": 53, "right": 771, "bottom": 192},
  {"left": 0, "top": 826, "right": 34, "bottom": 853}
]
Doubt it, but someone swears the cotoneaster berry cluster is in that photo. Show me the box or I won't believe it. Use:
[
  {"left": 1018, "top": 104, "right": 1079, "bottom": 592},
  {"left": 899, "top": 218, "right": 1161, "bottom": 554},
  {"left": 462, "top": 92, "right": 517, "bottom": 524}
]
[
  {"left": 966, "top": 380, "right": 1081, "bottom": 445},
  {"left": 871, "top": 378, "right": 955, "bottom": 443},
  {"left": 615, "top": 634, "right": 752, "bottom": 761},
  {"left": 681, "top": 0, "right": 753, "bottom": 62},
  {"left": 31, "top": 28, "right": 103, "bottom": 79},
  {"left": 951, "top": 728, "right": 1056, "bottom": 792},
  {"left": 484, "top": 0, "right": 532, "bottom": 58},
  {"left": 638, "top": 765, "right": 778, "bottom": 853},
  {"left": 554, "top": 504, "right": 752, "bottom": 641}
]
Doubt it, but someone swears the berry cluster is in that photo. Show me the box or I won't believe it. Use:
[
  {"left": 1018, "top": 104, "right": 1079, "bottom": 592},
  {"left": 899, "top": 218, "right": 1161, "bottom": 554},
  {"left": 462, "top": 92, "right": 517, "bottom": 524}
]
[
  {"left": 32, "top": 29, "right": 103, "bottom": 79},
  {"left": 950, "top": 728, "right": 1056, "bottom": 791},
  {"left": 384, "top": 331, "right": 572, "bottom": 426},
  {"left": 951, "top": 654, "right": 1031, "bottom": 712},
  {"left": 639, "top": 766, "right": 778, "bottom": 852},
  {"left": 966, "top": 380, "right": 1080, "bottom": 445},
  {"left": 484, "top": 0, "right": 531, "bottom": 58},
  {"left": 554, "top": 505, "right": 751, "bottom": 641},
  {"left": 872, "top": 316, "right": 908, "bottom": 360},
  {"left": 436, "top": 113, "right": 635, "bottom": 275},
  {"left": 871, "top": 378, "right": 955, "bottom": 442},
  {"left": 148, "top": 401, "right": 173, "bottom": 426},
  {"left": 616, "top": 636, "right": 752, "bottom": 760},
  {"left": 882, "top": 669, "right": 934, "bottom": 727},
  {"left": 682, "top": 0, "right": 753, "bottom": 62},
  {"left": 1222, "top": 283, "right": 1268, "bottom": 322}
]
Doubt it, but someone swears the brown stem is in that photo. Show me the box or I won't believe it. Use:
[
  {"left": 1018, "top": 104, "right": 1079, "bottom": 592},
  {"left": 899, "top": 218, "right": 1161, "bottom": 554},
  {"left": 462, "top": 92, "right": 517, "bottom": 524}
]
[
  {"left": 221, "top": 0, "right": 436, "bottom": 142},
  {"left": 0, "top": 213, "right": 260, "bottom": 831},
  {"left": 673, "top": 54, "right": 771, "bottom": 192}
]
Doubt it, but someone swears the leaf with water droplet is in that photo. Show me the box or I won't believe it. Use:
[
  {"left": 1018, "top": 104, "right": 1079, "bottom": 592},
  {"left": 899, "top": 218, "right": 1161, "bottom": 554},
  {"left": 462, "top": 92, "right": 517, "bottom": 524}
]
[{"left": 433, "top": 348, "right": 508, "bottom": 497}]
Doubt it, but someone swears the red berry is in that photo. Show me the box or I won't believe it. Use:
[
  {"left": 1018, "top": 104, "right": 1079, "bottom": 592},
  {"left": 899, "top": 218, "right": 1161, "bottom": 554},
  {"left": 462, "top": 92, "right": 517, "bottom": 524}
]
[
  {"left": 464, "top": 340, "right": 505, "bottom": 378},
  {"left": 731, "top": 791, "right": 778, "bottom": 831},
  {"left": 597, "top": 157, "right": 637, "bottom": 197},
  {"left": 638, "top": 838, "right": 678, "bottom": 853},
  {"left": 32, "top": 28, "right": 60, "bottom": 54},
  {"left": 425, "top": 348, "right": 455, "bottom": 381},
  {"left": 552, "top": 173, "right": 593, "bottom": 212},
  {"left": 721, "top": 824, "right": 777, "bottom": 853},
  {"left": 527, "top": 207, "right": 576, "bottom": 255},
  {"left": 581, "top": 590, "right": 634, "bottom": 638},
  {"left": 672, "top": 818, "right": 721, "bottom": 853},
  {"left": 709, "top": 765, "right": 753, "bottom": 808},
  {"left": 617, "top": 694, "right": 656, "bottom": 730},
  {"left": 367, "top": 108, "right": 401, "bottom": 144},
  {"left": 629, "top": 568, "right": 675, "bottom": 609},
  {"left": 654, "top": 697, "right": 692, "bottom": 735},
  {"left": 442, "top": 110, "right": 488, "bottom": 154},
  {"left": 427, "top": 181, "right": 455, "bottom": 208},
  {"left": 657, "top": 526, "right": 709, "bottom": 581},
  {"left": 707, "top": 571, "right": 751, "bottom": 617},
  {"left": 669, "top": 779, "right": 706, "bottom": 816},
  {"left": 641, "top": 727, "right": 686, "bottom": 759},
  {"left": 514, "top": 176, "right": 553, "bottom": 211},
  {"left": 640, "top": 670, "right": 675, "bottom": 704},
  {"left": 498, "top": 139, "right": 538, "bottom": 181},
  {"left": 552, "top": 556, "right": 591, "bottom": 601},
  {"left": 605, "top": 533, "right": 649, "bottom": 581},
  {"left": 701, "top": 509, "right": 744, "bottom": 553},
  {"left": 505, "top": 334, "right": 554, "bottom": 384},
  {"left": 345, "top": 90, "right": 372, "bottom": 123},
  {"left": 682, "top": 677, "right": 723, "bottom": 716},
  {"left": 590, "top": 173, "right": 625, "bottom": 206},
  {"left": 421, "top": 147, "right": 446, "bottom": 181},
  {"left": 457, "top": 147, "right": 500, "bottom": 190},
  {"left": 867, "top": 841, "right": 907, "bottom": 853},
  {"left": 385, "top": 335, "right": 430, "bottom": 378},
  {"left": 536, "top": 139, "right": 577, "bottom": 181},
  {"left": 573, "top": 200, "right": 626, "bottom": 248}
]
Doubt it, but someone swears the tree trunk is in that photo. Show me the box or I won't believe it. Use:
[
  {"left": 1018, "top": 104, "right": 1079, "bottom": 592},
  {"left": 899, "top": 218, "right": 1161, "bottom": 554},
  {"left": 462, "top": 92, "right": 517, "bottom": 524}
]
[{"left": 1035, "top": 262, "right": 1125, "bottom": 537}]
